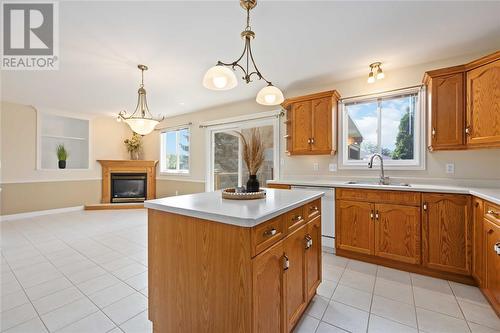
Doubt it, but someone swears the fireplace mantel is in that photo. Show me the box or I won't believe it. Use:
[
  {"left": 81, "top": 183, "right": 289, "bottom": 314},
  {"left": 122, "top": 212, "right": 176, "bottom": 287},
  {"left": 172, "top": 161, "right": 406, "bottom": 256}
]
[{"left": 97, "top": 160, "right": 158, "bottom": 203}]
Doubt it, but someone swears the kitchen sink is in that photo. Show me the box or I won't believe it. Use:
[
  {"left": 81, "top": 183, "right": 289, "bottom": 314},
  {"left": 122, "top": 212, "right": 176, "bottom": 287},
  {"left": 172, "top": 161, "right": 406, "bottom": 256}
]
[{"left": 345, "top": 181, "right": 411, "bottom": 187}]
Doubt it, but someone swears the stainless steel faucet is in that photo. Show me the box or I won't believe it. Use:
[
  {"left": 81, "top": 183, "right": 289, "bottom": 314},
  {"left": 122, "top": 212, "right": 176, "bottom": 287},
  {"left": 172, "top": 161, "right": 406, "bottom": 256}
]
[{"left": 368, "top": 153, "right": 390, "bottom": 185}]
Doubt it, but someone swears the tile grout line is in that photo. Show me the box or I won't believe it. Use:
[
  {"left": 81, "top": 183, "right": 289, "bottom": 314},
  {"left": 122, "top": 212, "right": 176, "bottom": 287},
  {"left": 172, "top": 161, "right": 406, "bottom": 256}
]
[
  {"left": 365, "top": 263, "right": 379, "bottom": 333},
  {"left": 448, "top": 280, "right": 473, "bottom": 333},
  {"left": 409, "top": 273, "right": 420, "bottom": 332}
]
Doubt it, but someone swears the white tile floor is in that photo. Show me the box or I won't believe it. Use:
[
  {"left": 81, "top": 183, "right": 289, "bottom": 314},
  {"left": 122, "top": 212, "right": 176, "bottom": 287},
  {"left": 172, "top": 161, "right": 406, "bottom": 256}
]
[{"left": 1, "top": 209, "right": 499, "bottom": 333}]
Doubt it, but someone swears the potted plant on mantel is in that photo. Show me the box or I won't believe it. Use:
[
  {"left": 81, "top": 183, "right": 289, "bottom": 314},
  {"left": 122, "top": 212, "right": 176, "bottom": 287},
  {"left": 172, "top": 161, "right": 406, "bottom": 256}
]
[
  {"left": 236, "top": 128, "right": 265, "bottom": 192},
  {"left": 124, "top": 133, "right": 142, "bottom": 160},
  {"left": 56, "top": 144, "right": 68, "bottom": 169}
]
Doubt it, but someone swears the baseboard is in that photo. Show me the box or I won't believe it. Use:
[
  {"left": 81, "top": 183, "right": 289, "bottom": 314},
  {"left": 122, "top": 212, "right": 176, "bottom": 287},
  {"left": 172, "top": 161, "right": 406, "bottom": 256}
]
[{"left": 0, "top": 206, "right": 84, "bottom": 222}]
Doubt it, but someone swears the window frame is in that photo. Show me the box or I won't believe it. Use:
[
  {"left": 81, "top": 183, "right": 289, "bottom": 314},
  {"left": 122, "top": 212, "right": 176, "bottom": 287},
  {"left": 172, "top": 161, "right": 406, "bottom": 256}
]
[
  {"left": 338, "top": 86, "right": 426, "bottom": 170},
  {"left": 160, "top": 126, "right": 191, "bottom": 175}
]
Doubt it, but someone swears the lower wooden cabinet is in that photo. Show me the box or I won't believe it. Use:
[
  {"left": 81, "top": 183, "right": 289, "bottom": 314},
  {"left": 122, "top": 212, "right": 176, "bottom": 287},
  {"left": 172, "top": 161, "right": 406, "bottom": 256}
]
[
  {"left": 483, "top": 218, "right": 500, "bottom": 312},
  {"left": 422, "top": 193, "right": 472, "bottom": 275},
  {"left": 305, "top": 216, "right": 321, "bottom": 300},
  {"left": 336, "top": 200, "right": 374, "bottom": 255},
  {"left": 472, "top": 197, "right": 485, "bottom": 286},
  {"left": 374, "top": 203, "right": 421, "bottom": 265}
]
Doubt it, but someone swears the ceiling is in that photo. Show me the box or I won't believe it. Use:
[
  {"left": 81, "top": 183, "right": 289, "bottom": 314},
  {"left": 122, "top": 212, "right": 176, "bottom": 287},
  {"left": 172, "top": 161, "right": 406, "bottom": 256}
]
[{"left": 2, "top": 1, "right": 500, "bottom": 117}]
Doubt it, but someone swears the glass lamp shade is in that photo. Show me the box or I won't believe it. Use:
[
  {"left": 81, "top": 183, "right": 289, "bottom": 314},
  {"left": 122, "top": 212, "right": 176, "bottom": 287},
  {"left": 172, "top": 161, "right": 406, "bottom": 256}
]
[
  {"left": 367, "top": 71, "right": 375, "bottom": 84},
  {"left": 202, "top": 66, "right": 238, "bottom": 90},
  {"left": 256, "top": 85, "right": 284, "bottom": 106},
  {"left": 124, "top": 118, "right": 159, "bottom": 135},
  {"left": 376, "top": 69, "right": 385, "bottom": 80}
]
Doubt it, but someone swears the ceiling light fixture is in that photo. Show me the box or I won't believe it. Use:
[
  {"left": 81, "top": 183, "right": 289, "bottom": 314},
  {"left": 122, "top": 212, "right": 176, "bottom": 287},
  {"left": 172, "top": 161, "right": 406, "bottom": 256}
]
[
  {"left": 203, "top": 0, "right": 284, "bottom": 106},
  {"left": 368, "top": 62, "right": 384, "bottom": 83},
  {"left": 118, "top": 65, "right": 164, "bottom": 135}
]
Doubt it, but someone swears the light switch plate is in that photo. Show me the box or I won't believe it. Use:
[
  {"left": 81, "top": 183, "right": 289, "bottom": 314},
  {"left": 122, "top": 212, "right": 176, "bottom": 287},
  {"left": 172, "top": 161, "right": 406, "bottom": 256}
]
[
  {"left": 313, "top": 163, "right": 319, "bottom": 171},
  {"left": 446, "top": 163, "right": 455, "bottom": 174},
  {"left": 329, "top": 163, "right": 337, "bottom": 172}
]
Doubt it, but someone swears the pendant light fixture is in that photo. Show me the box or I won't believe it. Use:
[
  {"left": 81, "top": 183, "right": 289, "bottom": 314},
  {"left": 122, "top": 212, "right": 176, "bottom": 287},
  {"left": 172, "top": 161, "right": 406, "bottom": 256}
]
[
  {"left": 118, "top": 65, "right": 164, "bottom": 135},
  {"left": 367, "top": 62, "right": 384, "bottom": 83},
  {"left": 203, "top": 0, "right": 284, "bottom": 106}
]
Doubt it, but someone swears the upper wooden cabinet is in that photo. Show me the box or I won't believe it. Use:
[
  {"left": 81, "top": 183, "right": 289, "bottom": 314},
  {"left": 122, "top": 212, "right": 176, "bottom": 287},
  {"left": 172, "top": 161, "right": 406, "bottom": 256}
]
[
  {"left": 466, "top": 58, "right": 500, "bottom": 147},
  {"left": 422, "top": 193, "right": 472, "bottom": 276},
  {"left": 423, "top": 50, "right": 500, "bottom": 151},
  {"left": 282, "top": 90, "right": 340, "bottom": 155}
]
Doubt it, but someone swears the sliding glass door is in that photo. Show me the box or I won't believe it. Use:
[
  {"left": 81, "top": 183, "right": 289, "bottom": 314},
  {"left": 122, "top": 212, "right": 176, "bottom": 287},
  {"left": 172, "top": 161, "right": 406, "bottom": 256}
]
[{"left": 206, "top": 117, "right": 279, "bottom": 191}]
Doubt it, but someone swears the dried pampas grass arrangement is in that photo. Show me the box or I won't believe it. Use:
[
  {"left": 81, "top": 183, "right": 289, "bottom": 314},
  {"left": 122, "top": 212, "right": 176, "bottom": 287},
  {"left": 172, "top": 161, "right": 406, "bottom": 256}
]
[{"left": 235, "top": 128, "right": 265, "bottom": 175}]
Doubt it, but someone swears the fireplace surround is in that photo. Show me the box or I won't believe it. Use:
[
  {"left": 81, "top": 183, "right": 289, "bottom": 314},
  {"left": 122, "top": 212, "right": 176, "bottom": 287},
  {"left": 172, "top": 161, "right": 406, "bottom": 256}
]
[{"left": 97, "top": 160, "right": 158, "bottom": 204}]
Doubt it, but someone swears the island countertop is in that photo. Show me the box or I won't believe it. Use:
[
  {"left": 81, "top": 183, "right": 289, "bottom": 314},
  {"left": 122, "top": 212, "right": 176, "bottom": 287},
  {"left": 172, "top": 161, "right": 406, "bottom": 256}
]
[{"left": 144, "top": 188, "right": 324, "bottom": 227}]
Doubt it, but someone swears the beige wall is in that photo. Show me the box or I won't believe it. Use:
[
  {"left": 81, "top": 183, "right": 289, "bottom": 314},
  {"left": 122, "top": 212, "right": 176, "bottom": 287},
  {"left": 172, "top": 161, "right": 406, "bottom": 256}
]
[
  {"left": 0, "top": 101, "right": 132, "bottom": 215},
  {"left": 142, "top": 50, "right": 500, "bottom": 187}
]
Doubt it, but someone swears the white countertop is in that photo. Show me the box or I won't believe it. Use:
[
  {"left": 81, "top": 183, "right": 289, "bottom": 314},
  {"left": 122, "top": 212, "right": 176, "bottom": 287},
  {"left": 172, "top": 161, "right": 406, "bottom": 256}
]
[
  {"left": 268, "top": 179, "right": 500, "bottom": 205},
  {"left": 144, "top": 189, "right": 324, "bottom": 227}
]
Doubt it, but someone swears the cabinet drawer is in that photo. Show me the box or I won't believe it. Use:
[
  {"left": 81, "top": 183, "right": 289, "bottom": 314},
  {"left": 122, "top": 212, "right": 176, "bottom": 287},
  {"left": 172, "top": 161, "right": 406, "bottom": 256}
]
[
  {"left": 305, "top": 199, "right": 321, "bottom": 221},
  {"left": 251, "top": 216, "right": 284, "bottom": 257},
  {"left": 484, "top": 201, "right": 500, "bottom": 225},
  {"left": 336, "top": 188, "right": 420, "bottom": 206},
  {"left": 285, "top": 206, "right": 305, "bottom": 233}
]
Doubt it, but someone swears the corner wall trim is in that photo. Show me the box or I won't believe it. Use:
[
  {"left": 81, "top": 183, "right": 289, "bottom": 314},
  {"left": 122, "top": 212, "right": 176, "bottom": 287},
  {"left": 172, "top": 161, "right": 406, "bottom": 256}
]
[{"left": 1, "top": 206, "right": 84, "bottom": 222}]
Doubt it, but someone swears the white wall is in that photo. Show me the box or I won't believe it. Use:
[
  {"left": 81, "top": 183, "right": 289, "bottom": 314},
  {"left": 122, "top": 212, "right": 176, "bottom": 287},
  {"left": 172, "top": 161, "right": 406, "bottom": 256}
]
[{"left": 143, "top": 50, "right": 500, "bottom": 187}]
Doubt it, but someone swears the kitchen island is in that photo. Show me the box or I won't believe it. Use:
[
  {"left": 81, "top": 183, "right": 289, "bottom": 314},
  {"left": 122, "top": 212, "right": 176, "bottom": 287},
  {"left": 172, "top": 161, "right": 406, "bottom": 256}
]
[{"left": 144, "top": 189, "right": 324, "bottom": 333}]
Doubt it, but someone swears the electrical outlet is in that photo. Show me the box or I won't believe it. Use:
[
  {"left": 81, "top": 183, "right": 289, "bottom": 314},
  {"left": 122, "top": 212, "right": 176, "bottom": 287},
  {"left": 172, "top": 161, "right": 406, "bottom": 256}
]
[
  {"left": 445, "top": 163, "right": 455, "bottom": 174},
  {"left": 329, "top": 163, "right": 337, "bottom": 172},
  {"left": 313, "top": 163, "right": 319, "bottom": 171}
]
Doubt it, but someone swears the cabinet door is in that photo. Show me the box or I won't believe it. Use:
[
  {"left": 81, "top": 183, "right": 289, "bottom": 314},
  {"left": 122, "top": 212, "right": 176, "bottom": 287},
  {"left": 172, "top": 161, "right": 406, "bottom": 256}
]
[
  {"left": 484, "top": 218, "right": 500, "bottom": 309},
  {"left": 336, "top": 200, "right": 374, "bottom": 255},
  {"left": 253, "top": 241, "right": 284, "bottom": 333},
  {"left": 291, "top": 101, "right": 312, "bottom": 154},
  {"left": 284, "top": 225, "right": 307, "bottom": 332},
  {"left": 472, "top": 198, "right": 485, "bottom": 286},
  {"left": 305, "top": 216, "right": 322, "bottom": 301},
  {"left": 374, "top": 204, "right": 421, "bottom": 264},
  {"left": 430, "top": 73, "right": 465, "bottom": 150},
  {"left": 422, "top": 194, "right": 472, "bottom": 275},
  {"left": 466, "top": 59, "right": 500, "bottom": 147},
  {"left": 311, "top": 97, "right": 332, "bottom": 154}
]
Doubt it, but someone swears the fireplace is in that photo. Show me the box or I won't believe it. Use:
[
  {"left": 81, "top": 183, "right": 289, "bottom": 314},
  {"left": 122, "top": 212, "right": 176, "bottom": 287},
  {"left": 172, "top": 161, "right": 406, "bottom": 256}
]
[{"left": 111, "top": 173, "right": 147, "bottom": 203}]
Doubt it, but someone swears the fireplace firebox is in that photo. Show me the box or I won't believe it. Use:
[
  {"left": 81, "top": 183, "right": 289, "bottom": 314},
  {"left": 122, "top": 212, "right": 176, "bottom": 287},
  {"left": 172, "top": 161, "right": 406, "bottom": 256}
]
[{"left": 111, "top": 173, "right": 147, "bottom": 203}]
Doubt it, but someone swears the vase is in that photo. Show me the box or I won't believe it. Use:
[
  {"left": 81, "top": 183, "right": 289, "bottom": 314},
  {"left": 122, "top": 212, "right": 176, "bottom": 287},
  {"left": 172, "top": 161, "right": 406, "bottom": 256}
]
[
  {"left": 246, "top": 175, "right": 260, "bottom": 193},
  {"left": 130, "top": 151, "right": 140, "bottom": 160},
  {"left": 58, "top": 160, "right": 66, "bottom": 169}
]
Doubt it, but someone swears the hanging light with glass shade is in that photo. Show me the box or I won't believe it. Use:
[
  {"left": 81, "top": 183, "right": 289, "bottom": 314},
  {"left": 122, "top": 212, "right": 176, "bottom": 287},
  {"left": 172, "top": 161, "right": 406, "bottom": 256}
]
[
  {"left": 367, "top": 62, "right": 384, "bottom": 83},
  {"left": 203, "top": 0, "right": 284, "bottom": 106},
  {"left": 118, "top": 65, "right": 164, "bottom": 135}
]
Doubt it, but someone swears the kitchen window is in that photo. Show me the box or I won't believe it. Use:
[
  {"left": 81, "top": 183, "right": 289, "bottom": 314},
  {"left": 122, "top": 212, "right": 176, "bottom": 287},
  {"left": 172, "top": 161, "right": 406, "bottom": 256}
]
[
  {"left": 160, "top": 127, "right": 190, "bottom": 174},
  {"left": 339, "top": 87, "right": 425, "bottom": 169}
]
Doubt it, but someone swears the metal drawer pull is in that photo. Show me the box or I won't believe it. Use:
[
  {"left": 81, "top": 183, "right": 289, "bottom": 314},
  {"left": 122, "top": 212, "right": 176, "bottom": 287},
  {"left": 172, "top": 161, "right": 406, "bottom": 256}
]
[
  {"left": 264, "top": 228, "right": 277, "bottom": 237},
  {"left": 370, "top": 211, "right": 374, "bottom": 219},
  {"left": 283, "top": 254, "right": 289, "bottom": 270},
  {"left": 310, "top": 206, "right": 319, "bottom": 212},
  {"left": 291, "top": 215, "right": 303, "bottom": 222},
  {"left": 494, "top": 243, "right": 500, "bottom": 256},
  {"left": 375, "top": 211, "right": 379, "bottom": 220},
  {"left": 305, "top": 235, "right": 313, "bottom": 249},
  {"left": 487, "top": 210, "right": 499, "bottom": 217}
]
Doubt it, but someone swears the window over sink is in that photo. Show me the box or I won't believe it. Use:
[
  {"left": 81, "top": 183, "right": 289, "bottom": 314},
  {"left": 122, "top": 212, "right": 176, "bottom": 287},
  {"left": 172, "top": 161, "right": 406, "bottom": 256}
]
[{"left": 339, "top": 87, "right": 425, "bottom": 170}]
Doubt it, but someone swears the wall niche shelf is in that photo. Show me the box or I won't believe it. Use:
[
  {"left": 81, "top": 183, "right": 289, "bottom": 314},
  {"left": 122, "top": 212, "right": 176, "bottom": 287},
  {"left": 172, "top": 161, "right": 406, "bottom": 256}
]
[{"left": 37, "top": 111, "right": 91, "bottom": 170}]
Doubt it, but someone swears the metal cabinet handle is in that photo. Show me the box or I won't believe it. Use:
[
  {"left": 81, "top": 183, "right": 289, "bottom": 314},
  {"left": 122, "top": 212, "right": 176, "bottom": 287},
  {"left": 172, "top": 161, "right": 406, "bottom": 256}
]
[
  {"left": 283, "top": 254, "right": 289, "bottom": 270},
  {"left": 291, "top": 215, "right": 303, "bottom": 222},
  {"left": 423, "top": 203, "right": 428, "bottom": 211},
  {"left": 305, "top": 235, "right": 313, "bottom": 249},
  {"left": 311, "top": 138, "right": 315, "bottom": 144},
  {"left": 432, "top": 128, "right": 436, "bottom": 137},
  {"left": 264, "top": 228, "right": 277, "bottom": 237},
  {"left": 494, "top": 242, "right": 500, "bottom": 256},
  {"left": 375, "top": 211, "right": 379, "bottom": 220},
  {"left": 487, "top": 210, "right": 499, "bottom": 217},
  {"left": 465, "top": 126, "right": 471, "bottom": 135},
  {"left": 307, "top": 138, "right": 311, "bottom": 144},
  {"left": 310, "top": 206, "right": 319, "bottom": 212},
  {"left": 370, "top": 211, "right": 374, "bottom": 219}
]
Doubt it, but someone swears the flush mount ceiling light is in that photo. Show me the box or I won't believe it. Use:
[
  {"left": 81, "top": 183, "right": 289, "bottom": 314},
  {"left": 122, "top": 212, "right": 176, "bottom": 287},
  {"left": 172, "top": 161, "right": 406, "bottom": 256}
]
[
  {"left": 367, "top": 62, "right": 385, "bottom": 83},
  {"left": 118, "top": 65, "right": 164, "bottom": 135},
  {"left": 203, "top": 0, "right": 284, "bottom": 106}
]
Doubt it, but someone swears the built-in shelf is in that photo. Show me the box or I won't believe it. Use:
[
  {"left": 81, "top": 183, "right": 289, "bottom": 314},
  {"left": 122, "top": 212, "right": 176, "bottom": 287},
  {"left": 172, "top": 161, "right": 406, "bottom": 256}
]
[{"left": 37, "top": 112, "right": 91, "bottom": 170}]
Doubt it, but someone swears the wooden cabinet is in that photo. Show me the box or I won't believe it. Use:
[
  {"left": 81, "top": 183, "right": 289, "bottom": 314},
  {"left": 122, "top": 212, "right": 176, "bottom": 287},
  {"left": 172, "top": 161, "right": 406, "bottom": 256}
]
[
  {"left": 472, "top": 197, "right": 485, "bottom": 286},
  {"left": 422, "top": 193, "right": 472, "bottom": 275},
  {"left": 305, "top": 216, "right": 321, "bottom": 301},
  {"left": 483, "top": 217, "right": 500, "bottom": 314},
  {"left": 423, "top": 51, "right": 500, "bottom": 151},
  {"left": 466, "top": 58, "right": 500, "bottom": 147},
  {"left": 283, "top": 225, "right": 307, "bottom": 332},
  {"left": 424, "top": 70, "right": 466, "bottom": 151},
  {"left": 253, "top": 241, "right": 285, "bottom": 333},
  {"left": 374, "top": 203, "right": 421, "bottom": 265},
  {"left": 336, "top": 200, "right": 374, "bottom": 255},
  {"left": 282, "top": 90, "right": 340, "bottom": 155}
]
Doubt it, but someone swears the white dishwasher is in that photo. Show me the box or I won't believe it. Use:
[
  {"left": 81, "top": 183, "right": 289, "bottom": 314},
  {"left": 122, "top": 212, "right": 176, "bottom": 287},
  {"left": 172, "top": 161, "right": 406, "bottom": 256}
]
[{"left": 291, "top": 185, "right": 335, "bottom": 252}]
